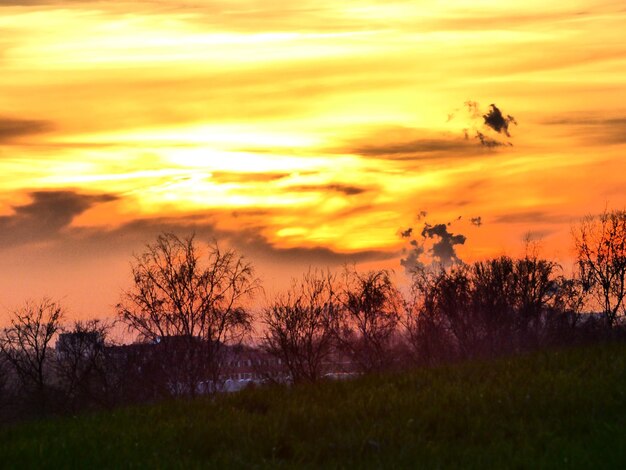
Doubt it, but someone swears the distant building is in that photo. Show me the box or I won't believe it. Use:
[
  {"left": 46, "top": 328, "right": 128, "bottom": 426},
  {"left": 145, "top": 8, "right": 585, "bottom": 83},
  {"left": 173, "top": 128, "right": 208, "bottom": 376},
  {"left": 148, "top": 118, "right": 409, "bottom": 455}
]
[
  {"left": 55, "top": 333, "right": 360, "bottom": 395},
  {"left": 56, "top": 331, "right": 104, "bottom": 359}
]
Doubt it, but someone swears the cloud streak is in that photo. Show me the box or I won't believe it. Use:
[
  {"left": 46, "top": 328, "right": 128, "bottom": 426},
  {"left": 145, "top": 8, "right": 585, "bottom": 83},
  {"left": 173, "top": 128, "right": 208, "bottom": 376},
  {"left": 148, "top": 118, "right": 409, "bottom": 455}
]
[
  {"left": 544, "top": 115, "right": 626, "bottom": 145},
  {"left": 0, "top": 117, "right": 52, "bottom": 142},
  {"left": 492, "top": 210, "right": 572, "bottom": 225},
  {"left": 0, "top": 191, "right": 117, "bottom": 248}
]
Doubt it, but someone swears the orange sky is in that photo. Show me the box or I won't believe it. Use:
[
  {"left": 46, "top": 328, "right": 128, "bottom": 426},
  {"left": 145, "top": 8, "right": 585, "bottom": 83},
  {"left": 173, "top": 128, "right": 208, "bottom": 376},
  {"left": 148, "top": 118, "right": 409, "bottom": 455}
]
[{"left": 1, "top": 0, "right": 625, "bottom": 320}]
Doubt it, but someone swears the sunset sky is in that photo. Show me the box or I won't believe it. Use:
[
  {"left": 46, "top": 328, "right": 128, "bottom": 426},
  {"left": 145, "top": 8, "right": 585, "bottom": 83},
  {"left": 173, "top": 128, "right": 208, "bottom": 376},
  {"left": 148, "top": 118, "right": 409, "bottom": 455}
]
[{"left": 1, "top": 0, "right": 625, "bottom": 320}]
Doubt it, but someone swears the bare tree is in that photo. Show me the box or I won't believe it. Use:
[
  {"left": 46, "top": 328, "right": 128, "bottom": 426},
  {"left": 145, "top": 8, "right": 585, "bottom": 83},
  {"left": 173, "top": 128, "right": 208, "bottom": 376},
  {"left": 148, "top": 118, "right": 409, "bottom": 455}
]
[
  {"left": 335, "top": 268, "right": 401, "bottom": 373},
  {"left": 546, "top": 274, "right": 587, "bottom": 343},
  {"left": 0, "top": 298, "right": 63, "bottom": 412},
  {"left": 55, "top": 319, "right": 112, "bottom": 411},
  {"left": 117, "top": 233, "right": 261, "bottom": 395},
  {"left": 403, "top": 254, "right": 566, "bottom": 362},
  {"left": 262, "top": 270, "right": 340, "bottom": 384},
  {"left": 401, "top": 267, "right": 460, "bottom": 365},
  {"left": 573, "top": 209, "right": 626, "bottom": 327}
]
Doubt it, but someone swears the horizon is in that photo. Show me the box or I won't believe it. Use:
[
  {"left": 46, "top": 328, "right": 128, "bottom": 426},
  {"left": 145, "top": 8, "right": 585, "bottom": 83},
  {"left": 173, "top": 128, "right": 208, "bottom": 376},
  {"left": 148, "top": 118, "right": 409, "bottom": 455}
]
[{"left": 1, "top": 0, "right": 625, "bottom": 320}]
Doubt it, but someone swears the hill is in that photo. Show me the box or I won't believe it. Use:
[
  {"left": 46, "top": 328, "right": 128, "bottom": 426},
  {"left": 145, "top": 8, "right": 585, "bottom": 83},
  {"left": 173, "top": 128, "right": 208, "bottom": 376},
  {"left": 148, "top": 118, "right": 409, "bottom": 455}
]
[{"left": 1, "top": 343, "right": 625, "bottom": 468}]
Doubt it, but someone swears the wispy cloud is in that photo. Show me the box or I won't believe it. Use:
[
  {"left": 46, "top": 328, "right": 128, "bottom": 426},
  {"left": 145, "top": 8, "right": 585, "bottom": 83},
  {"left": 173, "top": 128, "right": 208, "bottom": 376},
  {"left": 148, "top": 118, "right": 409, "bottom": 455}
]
[
  {"left": 544, "top": 115, "right": 626, "bottom": 145},
  {"left": 0, "top": 190, "right": 117, "bottom": 248},
  {"left": 492, "top": 210, "right": 572, "bottom": 225},
  {"left": 0, "top": 117, "right": 52, "bottom": 142}
]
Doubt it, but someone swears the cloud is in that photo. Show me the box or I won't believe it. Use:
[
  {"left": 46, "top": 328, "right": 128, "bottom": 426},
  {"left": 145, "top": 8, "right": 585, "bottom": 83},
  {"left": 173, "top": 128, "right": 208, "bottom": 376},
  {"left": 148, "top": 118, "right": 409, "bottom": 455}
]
[
  {"left": 339, "top": 126, "right": 488, "bottom": 162},
  {"left": 231, "top": 227, "right": 394, "bottom": 265},
  {"left": 365, "top": 103, "right": 519, "bottom": 156},
  {"left": 464, "top": 100, "right": 481, "bottom": 119},
  {"left": 492, "top": 210, "right": 571, "bottom": 225},
  {"left": 421, "top": 223, "right": 467, "bottom": 266},
  {"left": 400, "top": 218, "right": 467, "bottom": 273},
  {"left": 0, "top": 190, "right": 117, "bottom": 248},
  {"left": 400, "top": 240, "right": 425, "bottom": 273},
  {"left": 475, "top": 131, "right": 512, "bottom": 148},
  {"left": 286, "top": 183, "right": 368, "bottom": 196},
  {"left": 522, "top": 229, "right": 556, "bottom": 241},
  {"left": 209, "top": 172, "right": 290, "bottom": 184},
  {"left": 0, "top": 117, "right": 52, "bottom": 142},
  {"left": 456, "top": 102, "right": 517, "bottom": 148},
  {"left": 352, "top": 138, "right": 480, "bottom": 159},
  {"left": 482, "top": 104, "right": 517, "bottom": 136},
  {"left": 7, "top": 202, "right": 395, "bottom": 267},
  {"left": 544, "top": 115, "right": 626, "bottom": 145}
]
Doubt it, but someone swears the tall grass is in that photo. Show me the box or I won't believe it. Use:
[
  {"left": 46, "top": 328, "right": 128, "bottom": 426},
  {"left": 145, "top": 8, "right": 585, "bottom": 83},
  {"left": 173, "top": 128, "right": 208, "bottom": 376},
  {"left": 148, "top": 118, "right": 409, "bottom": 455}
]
[{"left": 1, "top": 342, "right": 625, "bottom": 468}]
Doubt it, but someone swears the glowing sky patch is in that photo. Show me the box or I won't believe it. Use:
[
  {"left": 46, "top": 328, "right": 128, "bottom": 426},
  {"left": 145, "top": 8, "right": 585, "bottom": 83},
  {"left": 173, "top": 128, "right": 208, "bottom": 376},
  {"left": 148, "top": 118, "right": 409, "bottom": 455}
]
[{"left": 0, "top": 0, "right": 625, "bottom": 317}]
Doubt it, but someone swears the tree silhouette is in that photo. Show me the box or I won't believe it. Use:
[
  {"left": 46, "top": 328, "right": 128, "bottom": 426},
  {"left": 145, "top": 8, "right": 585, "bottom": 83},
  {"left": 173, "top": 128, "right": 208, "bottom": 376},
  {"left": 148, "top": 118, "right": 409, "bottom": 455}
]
[
  {"left": 0, "top": 298, "right": 63, "bottom": 413},
  {"left": 574, "top": 209, "right": 626, "bottom": 327},
  {"left": 117, "top": 233, "right": 261, "bottom": 395},
  {"left": 262, "top": 270, "right": 339, "bottom": 384},
  {"left": 335, "top": 268, "right": 401, "bottom": 373}
]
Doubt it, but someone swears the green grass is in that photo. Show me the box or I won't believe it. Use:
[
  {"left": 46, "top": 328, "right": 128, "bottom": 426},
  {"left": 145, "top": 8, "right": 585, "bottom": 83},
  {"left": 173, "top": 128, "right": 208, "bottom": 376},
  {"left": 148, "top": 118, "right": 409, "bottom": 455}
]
[{"left": 1, "top": 343, "right": 625, "bottom": 469}]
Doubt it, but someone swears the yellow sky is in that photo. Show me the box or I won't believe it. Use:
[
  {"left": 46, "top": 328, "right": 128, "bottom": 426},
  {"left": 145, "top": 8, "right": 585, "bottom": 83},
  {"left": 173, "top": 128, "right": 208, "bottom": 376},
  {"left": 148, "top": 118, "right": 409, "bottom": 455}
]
[{"left": 0, "top": 0, "right": 625, "bottom": 317}]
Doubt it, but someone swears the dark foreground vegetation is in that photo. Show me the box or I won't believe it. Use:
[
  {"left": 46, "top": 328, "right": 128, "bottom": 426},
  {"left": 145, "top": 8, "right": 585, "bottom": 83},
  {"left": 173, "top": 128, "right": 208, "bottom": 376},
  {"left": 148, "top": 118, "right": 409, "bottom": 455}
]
[
  {"left": 1, "top": 209, "right": 626, "bottom": 422},
  {"left": 0, "top": 342, "right": 624, "bottom": 468}
]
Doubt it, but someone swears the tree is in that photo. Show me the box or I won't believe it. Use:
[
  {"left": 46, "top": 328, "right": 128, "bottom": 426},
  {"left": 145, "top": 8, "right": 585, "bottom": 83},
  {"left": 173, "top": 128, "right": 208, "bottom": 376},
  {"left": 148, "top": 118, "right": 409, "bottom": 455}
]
[
  {"left": 573, "top": 209, "right": 626, "bottom": 327},
  {"left": 117, "top": 233, "right": 261, "bottom": 395},
  {"left": 262, "top": 270, "right": 340, "bottom": 384},
  {"left": 0, "top": 298, "right": 63, "bottom": 413},
  {"left": 403, "top": 254, "right": 566, "bottom": 361},
  {"left": 401, "top": 266, "right": 463, "bottom": 364},
  {"left": 55, "top": 319, "right": 112, "bottom": 411},
  {"left": 473, "top": 255, "right": 561, "bottom": 351},
  {"left": 335, "top": 268, "right": 401, "bottom": 373}
]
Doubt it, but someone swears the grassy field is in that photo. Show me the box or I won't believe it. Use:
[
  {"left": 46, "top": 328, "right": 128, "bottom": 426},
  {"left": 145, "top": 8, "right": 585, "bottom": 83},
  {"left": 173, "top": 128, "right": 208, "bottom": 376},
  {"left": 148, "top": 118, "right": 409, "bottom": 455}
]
[{"left": 1, "top": 343, "right": 625, "bottom": 469}]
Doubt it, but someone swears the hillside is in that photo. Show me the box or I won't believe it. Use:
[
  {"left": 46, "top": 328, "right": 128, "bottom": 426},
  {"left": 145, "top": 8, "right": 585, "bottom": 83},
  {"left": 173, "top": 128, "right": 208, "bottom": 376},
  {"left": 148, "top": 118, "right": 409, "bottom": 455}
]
[{"left": 1, "top": 343, "right": 625, "bottom": 469}]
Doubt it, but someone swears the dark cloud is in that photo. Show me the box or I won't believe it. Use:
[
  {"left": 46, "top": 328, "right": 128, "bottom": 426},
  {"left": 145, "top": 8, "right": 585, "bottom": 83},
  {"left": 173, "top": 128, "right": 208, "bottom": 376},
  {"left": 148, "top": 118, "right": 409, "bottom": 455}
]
[
  {"left": 475, "top": 131, "right": 510, "bottom": 148},
  {"left": 351, "top": 104, "right": 518, "bottom": 160},
  {"left": 338, "top": 125, "right": 493, "bottom": 163},
  {"left": 456, "top": 102, "right": 517, "bottom": 148},
  {"left": 400, "top": 239, "right": 425, "bottom": 273},
  {"left": 482, "top": 104, "right": 517, "bottom": 136},
  {"left": 400, "top": 227, "right": 413, "bottom": 238},
  {"left": 0, "top": 117, "right": 52, "bottom": 142},
  {"left": 400, "top": 218, "right": 467, "bottom": 273},
  {"left": 352, "top": 138, "right": 479, "bottom": 159},
  {"left": 327, "top": 184, "right": 367, "bottom": 196},
  {"left": 544, "top": 116, "right": 626, "bottom": 145},
  {"left": 287, "top": 183, "right": 368, "bottom": 196},
  {"left": 546, "top": 117, "right": 626, "bottom": 126},
  {"left": 522, "top": 229, "right": 557, "bottom": 241},
  {"left": 492, "top": 211, "right": 572, "bottom": 225},
  {"left": 0, "top": 191, "right": 117, "bottom": 248},
  {"left": 421, "top": 223, "right": 466, "bottom": 266}
]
